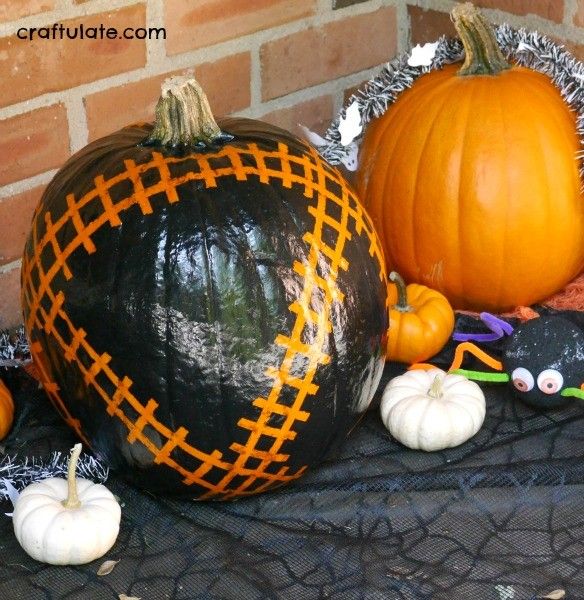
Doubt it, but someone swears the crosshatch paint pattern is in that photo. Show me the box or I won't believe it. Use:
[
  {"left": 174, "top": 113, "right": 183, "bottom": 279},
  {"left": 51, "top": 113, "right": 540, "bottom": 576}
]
[{"left": 22, "top": 133, "right": 387, "bottom": 499}]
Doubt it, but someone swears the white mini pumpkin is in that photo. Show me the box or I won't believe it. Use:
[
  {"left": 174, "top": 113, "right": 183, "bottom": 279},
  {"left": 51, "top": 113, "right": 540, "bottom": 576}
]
[
  {"left": 12, "top": 444, "right": 121, "bottom": 565},
  {"left": 380, "top": 368, "right": 486, "bottom": 451}
]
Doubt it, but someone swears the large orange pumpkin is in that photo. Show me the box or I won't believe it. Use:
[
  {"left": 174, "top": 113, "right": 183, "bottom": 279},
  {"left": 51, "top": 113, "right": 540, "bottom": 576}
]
[{"left": 357, "top": 3, "right": 584, "bottom": 312}]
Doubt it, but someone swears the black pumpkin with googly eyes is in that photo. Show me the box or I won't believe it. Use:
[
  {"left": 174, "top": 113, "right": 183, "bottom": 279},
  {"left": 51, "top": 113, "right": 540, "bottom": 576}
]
[{"left": 502, "top": 316, "right": 584, "bottom": 408}]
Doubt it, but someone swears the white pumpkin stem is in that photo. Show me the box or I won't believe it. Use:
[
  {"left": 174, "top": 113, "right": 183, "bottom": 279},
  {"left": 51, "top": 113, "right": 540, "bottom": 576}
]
[
  {"left": 428, "top": 374, "right": 444, "bottom": 399},
  {"left": 389, "top": 271, "right": 413, "bottom": 313},
  {"left": 146, "top": 76, "right": 227, "bottom": 148},
  {"left": 62, "top": 443, "right": 82, "bottom": 509}
]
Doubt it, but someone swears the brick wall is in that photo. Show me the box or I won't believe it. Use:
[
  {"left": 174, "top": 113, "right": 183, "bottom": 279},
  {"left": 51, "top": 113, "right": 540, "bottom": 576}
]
[{"left": 0, "top": 0, "right": 582, "bottom": 328}]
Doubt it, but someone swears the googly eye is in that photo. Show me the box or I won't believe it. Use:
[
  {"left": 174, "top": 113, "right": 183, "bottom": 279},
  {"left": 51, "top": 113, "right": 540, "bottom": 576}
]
[
  {"left": 537, "top": 369, "right": 564, "bottom": 395},
  {"left": 511, "top": 367, "right": 534, "bottom": 392}
]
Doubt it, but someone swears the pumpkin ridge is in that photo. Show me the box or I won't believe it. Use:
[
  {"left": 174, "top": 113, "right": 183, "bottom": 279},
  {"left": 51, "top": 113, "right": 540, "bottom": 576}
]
[
  {"left": 162, "top": 198, "right": 178, "bottom": 432},
  {"left": 504, "top": 72, "right": 581, "bottom": 305},
  {"left": 518, "top": 75, "right": 581, "bottom": 193},
  {"left": 499, "top": 73, "right": 530, "bottom": 308},
  {"left": 385, "top": 73, "right": 458, "bottom": 282},
  {"left": 514, "top": 68, "right": 580, "bottom": 149},
  {"left": 411, "top": 79, "right": 463, "bottom": 284},
  {"left": 452, "top": 72, "right": 506, "bottom": 304},
  {"left": 482, "top": 72, "right": 508, "bottom": 308},
  {"left": 193, "top": 186, "right": 225, "bottom": 438},
  {"left": 24, "top": 137, "right": 387, "bottom": 499},
  {"left": 452, "top": 76, "right": 481, "bottom": 306},
  {"left": 361, "top": 72, "right": 442, "bottom": 233},
  {"left": 416, "top": 395, "right": 435, "bottom": 449},
  {"left": 377, "top": 76, "right": 456, "bottom": 276}
]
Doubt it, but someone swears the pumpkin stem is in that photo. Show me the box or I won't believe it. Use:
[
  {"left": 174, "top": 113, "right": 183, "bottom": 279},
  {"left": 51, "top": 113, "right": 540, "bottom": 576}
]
[
  {"left": 451, "top": 3, "right": 510, "bottom": 76},
  {"left": 389, "top": 271, "right": 412, "bottom": 312},
  {"left": 145, "top": 76, "right": 231, "bottom": 148},
  {"left": 62, "top": 443, "right": 82, "bottom": 509},
  {"left": 428, "top": 374, "right": 444, "bottom": 399}
]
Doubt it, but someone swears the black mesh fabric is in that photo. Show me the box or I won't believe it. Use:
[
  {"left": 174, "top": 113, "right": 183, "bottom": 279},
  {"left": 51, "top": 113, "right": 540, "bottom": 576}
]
[{"left": 1, "top": 312, "right": 583, "bottom": 599}]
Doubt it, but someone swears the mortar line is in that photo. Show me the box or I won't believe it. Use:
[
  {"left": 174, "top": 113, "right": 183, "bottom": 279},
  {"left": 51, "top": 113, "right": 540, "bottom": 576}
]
[
  {"left": 0, "top": 259, "right": 21, "bottom": 276},
  {"left": 64, "top": 94, "right": 89, "bottom": 153},
  {"left": 145, "top": 0, "right": 166, "bottom": 67},
  {"left": 0, "top": 171, "right": 58, "bottom": 201}
]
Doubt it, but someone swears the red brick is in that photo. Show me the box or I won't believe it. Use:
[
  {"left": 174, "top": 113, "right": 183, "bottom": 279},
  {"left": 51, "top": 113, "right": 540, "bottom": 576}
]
[
  {"left": 0, "top": 5, "right": 146, "bottom": 108},
  {"left": 408, "top": 6, "right": 455, "bottom": 45},
  {"left": 0, "top": 186, "right": 44, "bottom": 266},
  {"left": 410, "top": 3, "right": 566, "bottom": 47},
  {"left": 0, "top": 106, "right": 69, "bottom": 187},
  {"left": 575, "top": 0, "right": 584, "bottom": 26},
  {"left": 165, "top": 0, "right": 316, "bottom": 56},
  {"left": 0, "top": 267, "right": 23, "bottom": 330},
  {"left": 85, "top": 53, "right": 251, "bottom": 140},
  {"left": 0, "top": 0, "right": 55, "bottom": 23},
  {"left": 260, "top": 95, "right": 335, "bottom": 138},
  {"left": 562, "top": 40, "right": 584, "bottom": 61},
  {"left": 454, "top": 0, "right": 563, "bottom": 23},
  {"left": 261, "top": 7, "right": 397, "bottom": 101}
]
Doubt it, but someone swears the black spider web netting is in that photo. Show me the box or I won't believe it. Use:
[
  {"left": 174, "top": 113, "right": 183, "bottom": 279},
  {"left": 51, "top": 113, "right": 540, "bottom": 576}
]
[{"left": 0, "top": 311, "right": 583, "bottom": 599}]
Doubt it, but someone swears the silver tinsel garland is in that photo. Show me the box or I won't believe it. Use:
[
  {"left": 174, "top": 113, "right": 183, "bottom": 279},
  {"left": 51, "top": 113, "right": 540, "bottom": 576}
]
[
  {"left": 0, "top": 326, "right": 31, "bottom": 368},
  {"left": 0, "top": 451, "right": 109, "bottom": 501},
  {"left": 0, "top": 331, "right": 109, "bottom": 499},
  {"left": 319, "top": 24, "right": 584, "bottom": 178}
]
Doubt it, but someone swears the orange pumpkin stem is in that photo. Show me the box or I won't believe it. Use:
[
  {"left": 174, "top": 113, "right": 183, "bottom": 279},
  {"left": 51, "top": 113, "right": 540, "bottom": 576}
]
[
  {"left": 389, "top": 271, "right": 412, "bottom": 313},
  {"left": 146, "top": 76, "right": 225, "bottom": 148},
  {"left": 451, "top": 3, "right": 510, "bottom": 76}
]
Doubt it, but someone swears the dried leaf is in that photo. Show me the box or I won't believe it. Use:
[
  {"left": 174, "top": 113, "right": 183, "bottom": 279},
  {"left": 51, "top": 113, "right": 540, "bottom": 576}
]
[
  {"left": 97, "top": 559, "right": 120, "bottom": 576},
  {"left": 538, "top": 591, "right": 566, "bottom": 600},
  {"left": 119, "top": 595, "right": 141, "bottom": 600}
]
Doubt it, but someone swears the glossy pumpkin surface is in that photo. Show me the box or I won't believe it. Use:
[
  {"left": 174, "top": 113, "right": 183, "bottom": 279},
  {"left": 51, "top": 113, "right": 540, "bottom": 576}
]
[
  {"left": 357, "top": 11, "right": 584, "bottom": 312},
  {"left": 21, "top": 112, "right": 388, "bottom": 499},
  {"left": 0, "top": 379, "right": 14, "bottom": 440}
]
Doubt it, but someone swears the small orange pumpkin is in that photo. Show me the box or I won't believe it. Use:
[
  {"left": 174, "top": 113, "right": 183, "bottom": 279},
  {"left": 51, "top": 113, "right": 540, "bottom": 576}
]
[
  {"left": 357, "top": 3, "right": 584, "bottom": 312},
  {"left": 387, "top": 272, "right": 454, "bottom": 364},
  {"left": 0, "top": 379, "right": 14, "bottom": 440}
]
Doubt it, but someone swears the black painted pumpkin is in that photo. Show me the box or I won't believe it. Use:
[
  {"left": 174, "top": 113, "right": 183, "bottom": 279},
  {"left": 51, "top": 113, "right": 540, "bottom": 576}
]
[{"left": 21, "top": 78, "right": 388, "bottom": 499}]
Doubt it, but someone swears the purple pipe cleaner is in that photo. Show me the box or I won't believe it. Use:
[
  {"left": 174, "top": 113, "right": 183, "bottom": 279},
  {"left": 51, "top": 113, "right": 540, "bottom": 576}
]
[{"left": 453, "top": 312, "right": 515, "bottom": 342}]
